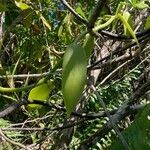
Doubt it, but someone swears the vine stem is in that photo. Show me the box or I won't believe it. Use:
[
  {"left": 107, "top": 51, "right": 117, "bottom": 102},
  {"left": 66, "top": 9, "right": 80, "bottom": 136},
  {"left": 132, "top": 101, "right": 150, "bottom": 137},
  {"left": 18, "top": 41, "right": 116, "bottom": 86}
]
[
  {"left": 74, "top": 16, "right": 116, "bottom": 43},
  {"left": 0, "top": 82, "right": 42, "bottom": 93},
  {"left": 93, "top": 16, "right": 116, "bottom": 31}
]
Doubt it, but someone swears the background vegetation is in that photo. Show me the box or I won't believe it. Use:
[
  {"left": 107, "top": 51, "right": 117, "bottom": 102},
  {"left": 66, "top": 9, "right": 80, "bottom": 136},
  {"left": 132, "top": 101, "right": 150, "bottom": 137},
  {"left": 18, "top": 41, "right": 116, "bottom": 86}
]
[{"left": 0, "top": 0, "right": 149, "bottom": 149}]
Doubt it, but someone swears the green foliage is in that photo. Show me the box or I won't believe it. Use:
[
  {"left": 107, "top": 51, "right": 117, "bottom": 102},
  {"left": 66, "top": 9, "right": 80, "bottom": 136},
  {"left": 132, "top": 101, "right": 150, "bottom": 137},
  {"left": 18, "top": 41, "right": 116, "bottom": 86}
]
[
  {"left": 28, "top": 79, "right": 54, "bottom": 116},
  {"left": 117, "top": 14, "right": 139, "bottom": 46},
  {"left": 145, "top": 16, "right": 150, "bottom": 29},
  {"left": 0, "top": 0, "right": 149, "bottom": 149},
  {"left": 28, "top": 79, "right": 53, "bottom": 101},
  {"left": 110, "top": 104, "right": 150, "bottom": 149},
  {"left": 123, "top": 11, "right": 133, "bottom": 37},
  {"left": 76, "top": 5, "right": 87, "bottom": 20},
  {"left": 70, "top": 67, "right": 143, "bottom": 149},
  {"left": 83, "top": 34, "right": 95, "bottom": 59},
  {"left": 0, "top": 119, "right": 23, "bottom": 141},
  {"left": 15, "top": 0, "right": 30, "bottom": 10},
  {"left": 62, "top": 43, "right": 87, "bottom": 116},
  {"left": 130, "top": 0, "right": 150, "bottom": 9}
]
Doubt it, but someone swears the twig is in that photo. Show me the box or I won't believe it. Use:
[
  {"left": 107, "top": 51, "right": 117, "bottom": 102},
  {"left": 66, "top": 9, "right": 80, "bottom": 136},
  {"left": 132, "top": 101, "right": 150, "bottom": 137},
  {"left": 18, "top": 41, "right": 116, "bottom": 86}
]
[
  {"left": 1, "top": 118, "right": 88, "bottom": 132},
  {"left": 100, "top": 60, "right": 131, "bottom": 85},
  {"left": 0, "top": 99, "right": 114, "bottom": 119},
  {"left": 9, "top": 114, "right": 53, "bottom": 127},
  {"left": 88, "top": 33, "right": 149, "bottom": 69},
  {"left": 0, "top": 101, "right": 27, "bottom": 118},
  {"left": 1, "top": 103, "right": 146, "bottom": 132},
  {"left": 91, "top": 50, "right": 138, "bottom": 70},
  {"left": 112, "top": 53, "right": 150, "bottom": 86},
  {"left": 0, "top": 94, "right": 147, "bottom": 119},
  {"left": 0, "top": 71, "right": 50, "bottom": 79}
]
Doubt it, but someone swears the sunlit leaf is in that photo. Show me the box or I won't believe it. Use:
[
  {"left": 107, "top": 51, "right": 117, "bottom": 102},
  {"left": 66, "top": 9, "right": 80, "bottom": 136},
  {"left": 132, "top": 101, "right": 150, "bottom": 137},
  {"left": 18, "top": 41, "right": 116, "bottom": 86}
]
[
  {"left": 76, "top": 6, "right": 87, "bottom": 20},
  {"left": 58, "top": 25, "right": 63, "bottom": 37},
  {"left": 15, "top": 0, "right": 30, "bottom": 10},
  {"left": 40, "top": 14, "right": 51, "bottom": 30},
  {"left": 62, "top": 43, "right": 87, "bottom": 117},
  {"left": 28, "top": 79, "right": 54, "bottom": 101}
]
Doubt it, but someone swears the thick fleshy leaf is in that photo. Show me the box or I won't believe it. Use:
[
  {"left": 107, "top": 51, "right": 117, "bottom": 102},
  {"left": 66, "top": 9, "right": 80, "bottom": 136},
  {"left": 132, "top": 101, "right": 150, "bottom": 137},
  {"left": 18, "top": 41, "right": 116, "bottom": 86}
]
[
  {"left": 28, "top": 79, "right": 53, "bottom": 101},
  {"left": 94, "top": 16, "right": 116, "bottom": 31},
  {"left": 62, "top": 43, "right": 87, "bottom": 117},
  {"left": 83, "top": 34, "right": 94, "bottom": 59}
]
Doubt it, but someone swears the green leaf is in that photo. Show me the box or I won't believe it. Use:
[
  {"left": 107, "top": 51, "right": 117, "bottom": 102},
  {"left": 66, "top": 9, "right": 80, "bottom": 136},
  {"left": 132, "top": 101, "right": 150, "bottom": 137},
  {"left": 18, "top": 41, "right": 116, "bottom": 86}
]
[
  {"left": 110, "top": 104, "right": 150, "bottom": 149},
  {"left": 123, "top": 11, "right": 133, "bottom": 37},
  {"left": 83, "top": 34, "right": 95, "bottom": 59},
  {"left": 115, "top": 2, "right": 126, "bottom": 15},
  {"left": 0, "top": 3, "right": 8, "bottom": 12},
  {"left": 130, "top": 0, "right": 138, "bottom": 5},
  {"left": 117, "top": 13, "right": 140, "bottom": 47},
  {"left": 134, "top": 1, "right": 149, "bottom": 9},
  {"left": 62, "top": 43, "right": 87, "bottom": 117},
  {"left": 145, "top": 16, "right": 150, "bottom": 29},
  {"left": 76, "top": 6, "right": 87, "bottom": 20},
  {"left": 28, "top": 79, "right": 53, "bottom": 101},
  {"left": 15, "top": 0, "right": 30, "bottom": 10}
]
